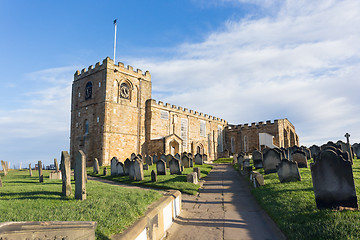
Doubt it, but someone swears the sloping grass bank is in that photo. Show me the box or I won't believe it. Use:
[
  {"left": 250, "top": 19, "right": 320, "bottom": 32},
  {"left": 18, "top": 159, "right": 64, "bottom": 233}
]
[
  {"left": 247, "top": 159, "right": 360, "bottom": 240},
  {"left": 88, "top": 163, "right": 213, "bottom": 195},
  {"left": 0, "top": 169, "right": 161, "bottom": 239}
]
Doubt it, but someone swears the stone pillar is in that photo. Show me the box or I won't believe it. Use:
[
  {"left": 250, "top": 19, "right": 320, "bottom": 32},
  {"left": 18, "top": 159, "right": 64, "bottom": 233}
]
[
  {"left": 29, "top": 164, "right": 32, "bottom": 176},
  {"left": 75, "top": 150, "right": 86, "bottom": 200},
  {"left": 93, "top": 158, "right": 99, "bottom": 174},
  {"left": 61, "top": 151, "right": 72, "bottom": 197},
  {"left": 1, "top": 160, "right": 7, "bottom": 176},
  {"left": 38, "top": 161, "right": 43, "bottom": 183},
  {"left": 54, "top": 158, "right": 59, "bottom": 172}
]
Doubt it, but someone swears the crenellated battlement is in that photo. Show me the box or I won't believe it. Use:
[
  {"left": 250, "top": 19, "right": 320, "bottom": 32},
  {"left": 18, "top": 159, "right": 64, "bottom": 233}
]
[
  {"left": 74, "top": 57, "right": 151, "bottom": 81},
  {"left": 149, "top": 99, "right": 227, "bottom": 123},
  {"left": 226, "top": 119, "right": 282, "bottom": 130}
]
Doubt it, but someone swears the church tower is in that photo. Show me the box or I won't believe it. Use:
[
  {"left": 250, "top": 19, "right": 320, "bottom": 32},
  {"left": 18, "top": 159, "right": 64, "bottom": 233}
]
[{"left": 70, "top": 57, "right": 151, "bottom": 166}]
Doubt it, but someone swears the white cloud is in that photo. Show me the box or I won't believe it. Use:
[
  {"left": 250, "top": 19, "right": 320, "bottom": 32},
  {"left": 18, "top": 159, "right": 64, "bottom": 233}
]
[{"left": 131, "top": 0, "right": 360, "bottom": 146}]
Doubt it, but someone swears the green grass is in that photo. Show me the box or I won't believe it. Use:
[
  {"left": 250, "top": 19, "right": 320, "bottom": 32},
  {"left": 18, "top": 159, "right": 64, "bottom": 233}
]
[
  {"left": 245, "top": 158, "right": 360, "bottom": 240},
  {"left": 213, "top": 157, "right": 234, "bottom": 164},
  {"left": 0, "top": 169, "right": 161, "bottom": 240},
  {"left": 87, "top": 163, "right": 213, "bottom": 195}
]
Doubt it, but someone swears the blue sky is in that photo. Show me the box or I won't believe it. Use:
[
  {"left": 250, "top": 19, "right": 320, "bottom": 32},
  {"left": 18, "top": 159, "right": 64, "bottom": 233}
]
[{"left": 1, "top": 0, "right": 360, "bottom": 168}]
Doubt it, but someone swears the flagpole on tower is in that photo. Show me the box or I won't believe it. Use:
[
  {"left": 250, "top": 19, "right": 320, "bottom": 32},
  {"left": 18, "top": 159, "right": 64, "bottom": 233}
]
[{"left": 113, "top": 19, "right": 117, "bottom": 63}]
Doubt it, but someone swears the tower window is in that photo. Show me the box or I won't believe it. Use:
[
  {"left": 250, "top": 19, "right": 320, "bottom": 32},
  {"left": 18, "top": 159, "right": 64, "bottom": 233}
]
[
  {"left": 120, "top": 82, "right": 130, "bottom": 100},
  {"left": 85, "top": 82, "right": 93, "bottom": 100}
]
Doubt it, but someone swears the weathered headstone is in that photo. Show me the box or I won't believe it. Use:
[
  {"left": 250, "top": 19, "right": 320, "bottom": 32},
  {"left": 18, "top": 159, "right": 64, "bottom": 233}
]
[
  {"left": 237, "top": 154, "right": 244, "bottom": 171},
  {"left": 75, "top": 150, "right": 86, "bottom": 200},
  {"left": 187, "top": 172, "right": 198, "bottom": 184},
  {"left": 169, "top": 157, "right": 181, "bottom": 175},
  {"left": 143, "top": 164, "right": 149, "bottom": 170},
  {"left": 190, "top": 158, "right": 194, "bottom": 167},
  {"left": 252, "top": 150, "right": 263, "bottom": 169},
  {"left": 116, "top": 162, "right": 124, "bottom": 176},
  {"left": 160, "top": 154, "right": 166, "bottom": 162},
  {"left": 129, "top": 161, "right": 135, "bottom": 180},
  {"left": 165, "top": 154, "right": 172, "bottom": 168},
  {"left": 352, "top": 143, "right": 360, "bottom": 158},
  {"left": 93, "top": 158, "right": 99, "bottom": 174},
  {"left": 344, "top": 133, "right": 354, "bottom": 161},
  {"left": 151, "top": 170, "right": 157, "bottom": 182},
  {"left": 276, "top": 159, "right": 301, "bottom": 183},
  {"left": 175, "top": 153, "right": 180, "bottom": 159},
  {"left": 156, "top": 159, "right": 166, "bottom": 175},
  {"left": 194, "top": 153, "right": 203, "bottom": 165},
  {"left": 182, "top": 155, "right": 190, "bottom": 168},
  {"left": 309, "top": 145, "right": 321, "bottom": 159},
  {"left": 29, "top": 164, "right": 32, "bottom": 176},
  {"left": 292, "top": 150, "right": 308, "bottom": 168},
  {"left": 103, "top": 167, "right": 108, "bottom": 176},
  {"left": 203, "top": 154, "right": 208, "bottom": 162},
  {"left": 301, "top": 147, "right": 312, "bottom": 160},
  {"left": 124, "top": 158, "right": 131, "bottom": 175},
  {"left": 152, "top": 154, "right": 158, "bottom": 163},
  {"left": 61, "top": 151, "right": 72, "bottom": 197},
  {"left": 134, "top": 159, "right": 144, "bottom": 181},
  {"left": 1, "top": 160, "right": 7, "bottom": 176},
  {"left": 111, "top": 157, "right": 119, "bottom": 176},
  {"left": 145, "top": 155, "right": 153, "bottom": 166},
  {"left": 131, "top": 153, "right": 137, "bottom": 160},
  {"left": 193, "top": 167, "right": 201, "bottom": 179},
  {"left": 52, "top": 158, "right": 59, "bottom": 172},
  {"left": 311, "top": 149, "right": 358, "bottom": 209},
  {"left": 38, "top": 161, "right": 43, "bottom": 183},
  {"left": 250, "top": 171, "right": 264, "bottom": 188},
  {"left": 263, "top": 149, "right": 282, "bottom": 174}
]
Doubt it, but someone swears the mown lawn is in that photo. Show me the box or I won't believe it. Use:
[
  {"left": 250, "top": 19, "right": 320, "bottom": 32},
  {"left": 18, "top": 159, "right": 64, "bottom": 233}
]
[
  {"left": 87, "top": 163, "right": 213, "bottom": 195},
  {"left": 0, "top": 169, "right": 161, "bottom": 240},
  {"left": 213, "top": 157, "right": 234, "bottom": 164},
  {"left": 243, "top": 158, "right": 360, "bottom": 240}
]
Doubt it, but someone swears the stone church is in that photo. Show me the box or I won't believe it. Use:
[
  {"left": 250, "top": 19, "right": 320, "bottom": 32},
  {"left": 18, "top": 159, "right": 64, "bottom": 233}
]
[{"left": 70, "top": 57, "right": 299, "bottom": 166}]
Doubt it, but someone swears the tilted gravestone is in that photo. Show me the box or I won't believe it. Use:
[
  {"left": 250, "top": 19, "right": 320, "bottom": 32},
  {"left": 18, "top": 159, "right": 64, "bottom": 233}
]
[
  {"left": 124, "top": 158, "right": 131, "bottom": 176},
  {"left": 276, "top": 159, "right": 301, "bottom": 183},
  {"left": 252, "top": 150, "right": 263, "bottom": 169},
  {"left": 187, "top": 172, "right": 198, "bottom": 184},
  {"left": 311, "top": 149, "right": 358, "bottom": 209},
  {"left": 292, "top": 150, "right": 308, "bottom": 168},
  {"left": 29, "top": 164, "right": 32, "bottom": 176},
  {"left": 145, "top": 155, "right": 153, "bottom": 165},
  {"left": 61, "top": 151, "right": 72, "bottom": 197},
  {"left": 151, "top": 170, "right": 157, "bottom": 182},
  {"left": 193, "top": 167, "right": 201, "bottom": 180},
  {"left": 116, "top": 162, "right": 124, "bottom": 176},
  {"left": 111, "top": 157, "right": 119, "bottom": 176},
  {"left": 263, "top": 149, "right": 282, "bottom": 174},
  {"left": 93, "top": 158, "right": 99, "bottom": 174},
  {"left": 194, "top": 153, "right": 203, "bottom": 165},
  {"left": 38, "top": 161, "right": 43, "bottom": 183},
  {"left": 75, "top": 150, "right": 86, "bottom": 200},
  {"left": 165, "top": 154, "right": 172, "bottom": 168},
  {"left": 250, "top": 171, "right": 264, "bottom": 188},
  {"left": 134, "top": 159, "right": 144, "bottom": 181},
  {"left": 182, "top": 155, "right": 190, "bottom": 168},
  {"left": 169, "top": 157, "right": 181, "bottom": 175},
  {"left": 156, "top": 159, "right": 166, "bottom": 175},
  {"left": 54, "top": 158, "right": 59, "bottom": 172}
]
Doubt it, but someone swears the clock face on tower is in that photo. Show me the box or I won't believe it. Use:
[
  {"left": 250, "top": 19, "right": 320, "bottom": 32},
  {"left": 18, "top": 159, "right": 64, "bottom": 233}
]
[{"left": 120, "top": 83, "right": 130, "bottom": 99}]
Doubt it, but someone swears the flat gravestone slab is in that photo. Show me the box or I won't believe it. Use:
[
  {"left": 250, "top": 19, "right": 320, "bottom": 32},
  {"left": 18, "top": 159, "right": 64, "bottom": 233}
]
[{"left": 311, "top": 149, "right": 358, "bottom": 209}]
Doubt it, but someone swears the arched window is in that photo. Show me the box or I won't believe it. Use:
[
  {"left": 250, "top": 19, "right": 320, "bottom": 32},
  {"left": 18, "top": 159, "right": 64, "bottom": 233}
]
[
  {"left": 85, "top": 82, "right": 92, "bottom": 100},
  {"left": 119, "top": 82, "right": 130, "bottom": 100},
  {"left": 85, "top": 120, "right": 89, "bottom": 135}
]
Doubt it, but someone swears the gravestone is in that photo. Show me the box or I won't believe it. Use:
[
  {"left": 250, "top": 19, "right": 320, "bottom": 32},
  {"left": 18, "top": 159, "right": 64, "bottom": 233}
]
[
  {"left": 156, "top": 159, "right": 166, "bottom": 175},
  {"left": 169, "top": 157, "right": 181, "bottom": 175},
  {"left": 190, "top": 158, "right": 194, "bottom": 167},
  {"left": 301, "top": 147, "right": 312, "bottom": 160},
  {"left": 252, "top": 150, "right": 263, "bottom": 169},
  {"left": 61, "top": 151, "right": 72, "bottom": 197},
  {"left": 309, "top": 145, "right": 321, "bottom": 159},
  {"left": 93, "top": 158, "right": 99, "bottom": 174},
  {"left": 276, "top": 159, "right": 301, "bottom": 183},
  {"left": 352, "top": 143, "right": 360, "bottom": 158},
  {"left": 103, "top": 167, "right": 108, "bottom": 176},
  {"left": 1, "top": 160, "right": 7, "bottom": 176},
  {"left": 128, "top": 161, "right": 135, "bottom": 180},
  {"left": 160, "top": 154, "right": 166, "bottom": 162},
  {"left": 311, "top": 149, "right": 358, "bottom": 209},
  {"left": 203, "top": 154, "right": 208, "bottom": 162},
  {"left": 152, "top": 154, "right": 158, "bottom": 163},
  {"left": 145, "top": 155, "right": 153, "bottom": 166},
  {"left": 165, "top": 154, "right": 172, "bottom": 168},
  {"left": 233, "top": 153, "right": 238, "bottom": 164},
  {"left": 182, "top": 155, "right": 190, "bottom": 168},
  {"left": 194, "top": 153, "right": 203, "bottom": 165},
  {"left": 116, "top": 162, "right": 124, "bottom": 176},
  {"left": 187, "top": 172, "right": 198, "bottom": 184},
  {"left": 237, "top": 154, "right": 244, "bottom": 171},
  {"left": 131, "top": 153, "right": 136, "bottom": 160},
  {"left": 54, "top": 158, "right": 59, "bottom": 172},
  {"left": 243, "top": 158, "right": 250, "bottom": 167},
  {"left": 250, "top": 171, "right": 264, "bottom": 188},
  {"left": 38, "top": 160, "right": 43, "bottom": 183},
  {"left": 111, "top": 157, "right": 119, "bottom": 176},
  {"left": 134, "top": 159, "right": 144, "bottom": 181},
  {"left": 75, "top": 150, "right": 86, "bottom": 200},
  {"left": 143, "top": 164, "right": 149, "bottom": 170},
  {"left": 175, "top": 153, "right": 180, "bottom": 159},
  {"left": 263, "top": 149, "right": 282, "bottom": 174},
  {"left": 151, "top": 170, "right": 157, "bottom": 182},
  {"left": 292, "top": 150, "right": 308, "bottom": 168},
  {"left": 193, "top": 167, "right": 201, "bottom": 179},
  {"left": 29, "top": 164, "right": 32, "bottom": 176},
  {"left": 137, "top": 154, "right": 143, "bottom": 161},
  {"left": 344, "top": 133, "right": 354, "bottom": 161},
  {"left": 124, "top": 158, "right": 131, "bottom": 175}
]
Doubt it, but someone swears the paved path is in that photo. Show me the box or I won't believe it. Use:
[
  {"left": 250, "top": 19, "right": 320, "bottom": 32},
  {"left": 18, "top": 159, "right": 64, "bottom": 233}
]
[{"left": 165, "top": 164, "right": 286, "bottom": 240}]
